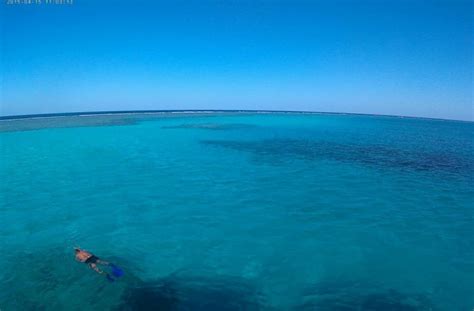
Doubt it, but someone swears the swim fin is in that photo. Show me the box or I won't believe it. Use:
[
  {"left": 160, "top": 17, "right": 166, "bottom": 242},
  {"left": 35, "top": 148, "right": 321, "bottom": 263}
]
[
  {"left": 110, "top": 264, "right": 124, "bottom": 278},
  {"left": 106, "top": 273, "right": 115, "bottom": 282}
]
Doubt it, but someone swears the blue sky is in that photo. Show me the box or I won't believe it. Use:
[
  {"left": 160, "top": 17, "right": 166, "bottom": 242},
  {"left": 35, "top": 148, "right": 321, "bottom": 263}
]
[{"left": 1, "top": 0, "right": 472, "bottom": 120}]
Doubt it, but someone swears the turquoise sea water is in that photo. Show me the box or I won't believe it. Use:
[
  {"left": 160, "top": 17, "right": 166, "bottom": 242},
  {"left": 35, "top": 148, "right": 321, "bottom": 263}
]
[{"left": 0, "top": 112, "right": 473, "bottom": 310}]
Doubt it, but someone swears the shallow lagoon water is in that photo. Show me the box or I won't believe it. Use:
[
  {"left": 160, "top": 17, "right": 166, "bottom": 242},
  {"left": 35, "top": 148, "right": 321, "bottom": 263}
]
[{"left": 0, "top": 113, "right": 473, "bottom": 310}]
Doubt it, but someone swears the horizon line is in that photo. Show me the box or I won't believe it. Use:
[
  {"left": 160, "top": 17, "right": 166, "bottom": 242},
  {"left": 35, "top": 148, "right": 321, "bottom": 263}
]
[{"left": 0, "top": 109, "right": 472, "bottom": 123}]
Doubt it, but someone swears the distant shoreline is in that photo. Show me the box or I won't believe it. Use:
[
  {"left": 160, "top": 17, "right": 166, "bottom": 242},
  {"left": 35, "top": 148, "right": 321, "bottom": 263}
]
[{"left": 0, "top": 110, "right": 471, "bottom": 123}]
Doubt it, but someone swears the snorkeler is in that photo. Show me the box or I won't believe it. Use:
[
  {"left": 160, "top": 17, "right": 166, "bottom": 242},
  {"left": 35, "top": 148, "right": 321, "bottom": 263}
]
[
  {"left": 74, "top": 247, "right": 110, "bottom": 275},
  {"left": 74, "top": 247, "right": 124, "bottom": 282}
]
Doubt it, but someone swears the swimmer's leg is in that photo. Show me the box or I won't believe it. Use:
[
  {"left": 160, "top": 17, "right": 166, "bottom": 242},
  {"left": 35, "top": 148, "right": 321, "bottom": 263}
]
[
  {"left": 89, "top": 263, "right": 105, "bottom": 275},
  {"left": 97, "top": 259, "right": 110, "bottom": 266}
]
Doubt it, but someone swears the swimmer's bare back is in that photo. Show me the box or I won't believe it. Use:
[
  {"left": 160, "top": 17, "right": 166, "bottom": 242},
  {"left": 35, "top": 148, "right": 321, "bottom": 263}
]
[{"left": 75, "top": 249, "right": 93, "bottom": 262}]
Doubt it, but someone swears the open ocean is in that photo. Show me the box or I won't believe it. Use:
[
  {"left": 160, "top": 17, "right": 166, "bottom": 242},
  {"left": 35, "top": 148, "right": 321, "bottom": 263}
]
[{"left": 0, "top": 112, "right": 473, "bottom": 310}]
